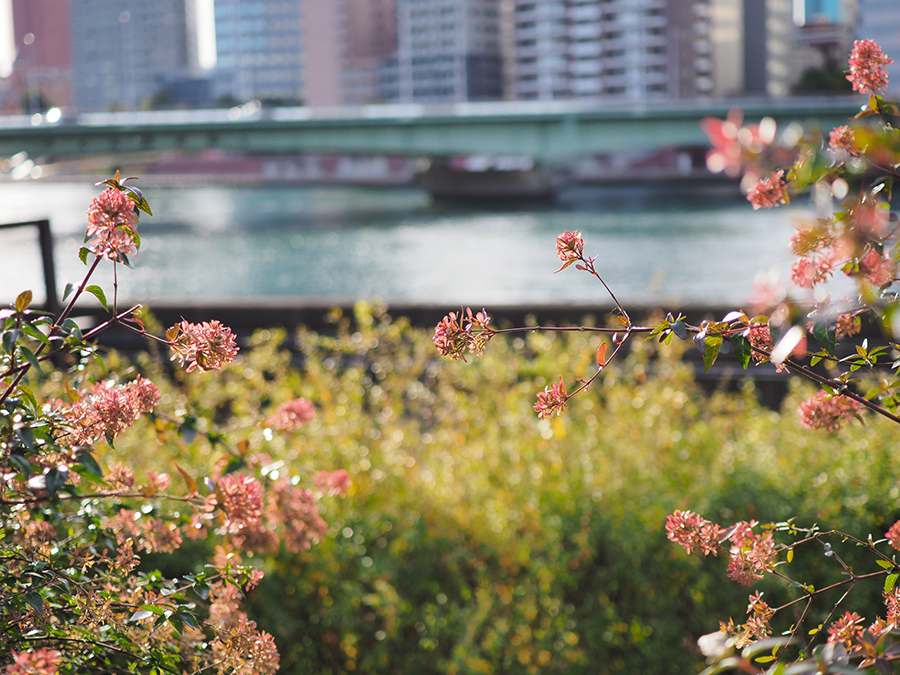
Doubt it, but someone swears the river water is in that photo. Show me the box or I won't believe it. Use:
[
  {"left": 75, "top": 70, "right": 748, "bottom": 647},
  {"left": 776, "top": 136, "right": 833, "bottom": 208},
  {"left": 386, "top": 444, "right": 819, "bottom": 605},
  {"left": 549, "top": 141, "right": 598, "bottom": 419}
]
[{"left": 0, "top": 180, "right": 812, "bottom": 309}]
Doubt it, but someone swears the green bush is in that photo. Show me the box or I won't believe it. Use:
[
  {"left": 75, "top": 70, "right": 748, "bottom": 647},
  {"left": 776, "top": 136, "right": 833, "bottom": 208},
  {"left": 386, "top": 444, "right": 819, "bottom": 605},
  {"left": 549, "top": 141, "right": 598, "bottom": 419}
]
[{"left": 89, "top": 303, "right": 900, "bottom": 674}]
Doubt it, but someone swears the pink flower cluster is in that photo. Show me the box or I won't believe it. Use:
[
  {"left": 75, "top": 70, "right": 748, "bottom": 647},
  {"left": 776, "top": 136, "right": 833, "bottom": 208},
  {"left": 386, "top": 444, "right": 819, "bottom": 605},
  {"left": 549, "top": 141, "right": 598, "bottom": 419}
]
[
  {"left": 103, "top": 509, "right": 183, "bottom": 554},
  {"left": 534, "top": 376, "right": 568, "bottom": 419},
  {"left": 555, "top": 230, "right": 585, "bottom": 271},
  {"left": 63, "top": 376, "right": 160, "bottom": 446},
  {"left": 788, "top": 200, "right": 893, "bottom": 291},
  {"left": 665, "top": 510, "right": 722, "bottom": 556},
  {"left": 85, "top": 187, "right": 140, "bottom": 261},
  {"left": 746, "top": 324, "right": 774, "bottom": 361},
  {"left": 886, "top": 520, "right": 900, "bottom": 550},
  {"left": 798, "top": 390, "right": 862, "bottom": 433},
  {"left": 829, "top": 125, "right": 855, "bottom": 154},
  {"left": 200, "top": 472, "right": 332, "bottom": 555},
  {"left": 666, "top": 513, "right": 777, "bottom": 586},
  {"left": 168, "top": 320, "right": 239, "bottom": 372},
  {"left": 791, "top": 252, "right": 838, "bottom": 289},
  {"left": 216, "top": 473, "right": 264, "bottom": 533},
  {"left": 316, "top": 469, "right": 351, "bottom": 496},
  {"left": 208, "top": 582, "right": 280, "bottom": 675},
  {"left": 827, "top": 611, "right": 865, "bottom": 651},
  {"left": 433, "top": 307, "right": 494, "bottom": 361},
  {"left": 747, "top": 170, "right": 789, "bottom": 210},
  {"left": 4, "top": 649, "right": 62, "bottom": 675},
  {"left": 853, "top": 248, "right": 897, "bottom": 288},
  {"left": 719, "top": 591, "right": 775, "bottom": 647},
  {"left": 847, "top": 39, "right": 893, "bottom": 94},
  {"left": 727, "top": 526, "right": 776, "bottom": 586},
  {"left": 702, "top": 112, "right": 779, "bottom": 177},
  {"left": 265, "top": 397, "right": 315, "bottom": 431}
]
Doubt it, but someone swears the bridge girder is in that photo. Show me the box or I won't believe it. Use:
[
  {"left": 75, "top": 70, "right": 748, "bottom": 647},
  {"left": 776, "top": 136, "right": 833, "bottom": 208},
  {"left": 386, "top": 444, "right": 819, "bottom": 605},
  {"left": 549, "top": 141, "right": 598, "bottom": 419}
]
[{"left": 0, "top": 98, "right": 862, "bottom": 162}]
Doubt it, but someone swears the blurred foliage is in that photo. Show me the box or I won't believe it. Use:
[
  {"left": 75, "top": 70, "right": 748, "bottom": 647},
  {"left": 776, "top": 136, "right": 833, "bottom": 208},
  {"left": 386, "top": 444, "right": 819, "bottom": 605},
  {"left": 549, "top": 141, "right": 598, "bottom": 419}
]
[{"left": 67, "top": 302, "right": 900, "bottom": 675}]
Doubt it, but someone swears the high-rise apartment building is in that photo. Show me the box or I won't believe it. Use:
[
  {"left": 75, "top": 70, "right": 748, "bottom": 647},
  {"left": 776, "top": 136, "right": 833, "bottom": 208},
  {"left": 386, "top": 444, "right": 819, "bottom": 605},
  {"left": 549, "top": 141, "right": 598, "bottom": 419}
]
[
  {"left": 9, "top": 0, "right": 72, "bottom": 110},
  {"left": 340, "top": 0, "right": 398, "bottom": 104},
  {"left": 69, "top": 0, "right": 194, "bottom": 111},
  {"left": 396, "top": 0, "right": 503, "bottom": 102},
  {"left": 512, "top": 0, "right": 740, "bottom": 102},
  {"left": 214, "top": 0, "right": 304, "bottom": 104}
]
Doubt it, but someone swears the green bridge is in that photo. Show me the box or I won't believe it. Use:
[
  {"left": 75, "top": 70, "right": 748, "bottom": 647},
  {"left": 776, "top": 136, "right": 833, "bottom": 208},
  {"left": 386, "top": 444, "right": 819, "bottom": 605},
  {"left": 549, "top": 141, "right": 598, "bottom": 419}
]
[{"left": 0, "top": 97, "right": 862, "bottom": 162}]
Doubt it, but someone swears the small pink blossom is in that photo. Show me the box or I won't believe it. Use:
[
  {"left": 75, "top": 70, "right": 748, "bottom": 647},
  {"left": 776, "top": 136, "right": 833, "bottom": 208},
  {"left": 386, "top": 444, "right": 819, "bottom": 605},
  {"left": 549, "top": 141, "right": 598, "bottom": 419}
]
[
  {"left": 747, "top": 170, "right": 788, "bottom": 210},
  {"left": 851, "top": 248, "right": 896, "bottom": 288},
  {"left": 718, "top": 590, "right": 775, "bottom": 646},
  {"left": 665, "top": 510, "right": 722, "bottom": 556},
  {"left": 534, "top": 377, "right": 567, "bottom": 419},
  {"left": 168, "top": 320, "right": 239, "bottom": 372},
  {"left": 886, "top": 520, "right": 900, "bottom": 550},
  {"left": 746, "top": 324, "right": 774, "bottom": 362},
  {"left": 791, "top": 252, "right": 837, "bottom": 289},
  {"left": 265, "top": 398, "right": 315, "bottom": 431},
  {"left": 555, "top": 230, "right": 585, "bottom": 270},
  {"left": 847, "top": 39, "right": 893, "bottom": 94},
  {"left": 5, "top": 648, "right": 62, "bottom": 675},
  {"left": 702, "top": 112, "right": 745, "bottom": 176},
  {"left": 798, "top": 390, "right": 861, "bottom": 433},
  {"left": 107, "top": 462, "right": 136, "bottom": 490},
  {"left": 727, "top": 530, "right": 776, "bottom": 586},
  {"left": 829, "top": 125, "right": 856, "bottom": 154},
  {"left": 885, "top": 587, "right": 900, "bottom": 625},
  {"left": 144, "top": 471, "right": 170, "bottom": 495},
  {"left": 85, "top": 187, "right": 140, "bottom": 261},
  {"left": 63, "top": 376, "right": 160, "bottom": 446},
  {"left": 267, "top": 481, "right": 328, "bottom": 553},
  {"left": 316, "top": 469, "right": 351, "bottom": 497},
  {"left": 836, "top": 312, "right": 862, "bottom": 339},
  {"left": 216, "top": 473, "right": 264, "bottom": 532},
  {"left": 827, "top": 611, "right": 865, "bottom": 651},
  {"left": 433, "top": 308, "right": 493, "bottom": 361}
]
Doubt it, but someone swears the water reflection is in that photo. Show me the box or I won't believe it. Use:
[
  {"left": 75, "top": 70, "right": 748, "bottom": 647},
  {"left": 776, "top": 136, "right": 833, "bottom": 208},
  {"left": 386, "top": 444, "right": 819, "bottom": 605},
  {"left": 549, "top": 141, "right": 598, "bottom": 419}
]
[{"left": 0, "top": 181, "right": 811, "bottom": 307}]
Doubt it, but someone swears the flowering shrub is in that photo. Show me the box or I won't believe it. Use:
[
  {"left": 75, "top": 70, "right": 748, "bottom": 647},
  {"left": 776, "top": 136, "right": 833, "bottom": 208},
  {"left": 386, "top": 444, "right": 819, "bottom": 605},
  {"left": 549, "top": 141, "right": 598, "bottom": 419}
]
[
  {"left": 0, "top": 173, "right": 342, "bottom": 673},
  {"left": 432, "top": 40, "right": 900, "bottom": 673}
]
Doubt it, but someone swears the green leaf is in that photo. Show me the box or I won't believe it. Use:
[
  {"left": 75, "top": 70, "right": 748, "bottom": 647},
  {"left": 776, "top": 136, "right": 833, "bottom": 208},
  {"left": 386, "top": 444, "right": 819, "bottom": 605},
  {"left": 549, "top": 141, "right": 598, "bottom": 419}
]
[
  {"left": 877, "top": 559, "right": 894, "bottom": 569},
  {"left": 20, "top": 324, "right": 50, "bottom": 346},
  {"left": 85, "top": 285, "right": 108, "bottom": 312},
  {"left": 224, "top": 457, "right": 246, "bottom": 475},
  {"left": 702, "top": 336, "right": 723, "bottom": 373},
  {"left": 62, "top": 283, "right": 74, "bottom": 302},
  {"left": 2, "top": 329, "right": 19, "bottom": 354},
  {"left": 885, "top": 572, "right": 898, "bottom": 594},
  {"left": 77, "top": 453, "right": 104, "bottom": 481},
  {"left": 731, "top": 333, "right": 751, "bottom": 369},
  {"left": 78, "top": 247, "right": 91, "bottom": 265},
  {"left": 45, "top": 467, "right": 67, "bottom": 498},
  {"left": 787, "top": 548, "right": 794, "bottom": 563},
  {"left": 174, "top": 462, "right": 199, "bottom": 496},
  {"left": 18, "top": 345, "right": 43, "bottom": 378},
  {"left": 15, "top": 290, "right": 32, "bottom": 313},
  {"left": 811, "top": 321, "right": 836, "bottom": 357},
  {"left": 129, "top": 609, "right": 155, "bottom": 622},
  {"left": 8, "top": 454, "right": 32, "bottom": 477},
  {"left": 755, "top": 656, "right": 776, "bottom": 664},
  {"left": 24, "top": 590, "right": 43, "bottom": 615}
]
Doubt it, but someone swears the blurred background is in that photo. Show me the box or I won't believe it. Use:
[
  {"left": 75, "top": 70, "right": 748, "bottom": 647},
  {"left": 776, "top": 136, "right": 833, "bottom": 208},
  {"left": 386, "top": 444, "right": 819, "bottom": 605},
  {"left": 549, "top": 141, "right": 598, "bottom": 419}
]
[{"left": 0, "top": 0, "right": 892, "bottom": 308}]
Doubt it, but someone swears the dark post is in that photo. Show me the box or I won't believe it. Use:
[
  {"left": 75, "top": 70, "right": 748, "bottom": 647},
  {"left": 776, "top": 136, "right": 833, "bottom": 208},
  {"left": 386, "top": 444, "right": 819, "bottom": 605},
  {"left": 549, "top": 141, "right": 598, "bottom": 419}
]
[{"left": 36, "top": 220, "right": 59, "bottom": 315}]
